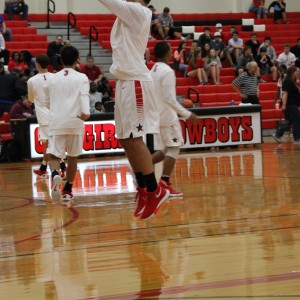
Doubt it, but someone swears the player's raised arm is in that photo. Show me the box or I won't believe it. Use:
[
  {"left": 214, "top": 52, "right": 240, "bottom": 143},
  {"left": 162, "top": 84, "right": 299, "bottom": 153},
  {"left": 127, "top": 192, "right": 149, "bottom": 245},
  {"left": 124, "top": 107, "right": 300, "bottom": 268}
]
[{"left": 98, "top": 0, "right": 145, "bottom": 26}]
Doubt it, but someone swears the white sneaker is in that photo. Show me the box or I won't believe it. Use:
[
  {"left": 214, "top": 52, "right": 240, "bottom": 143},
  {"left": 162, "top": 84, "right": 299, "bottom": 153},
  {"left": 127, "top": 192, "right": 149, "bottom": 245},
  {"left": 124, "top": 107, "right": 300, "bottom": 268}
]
[{"left": 51, "top": 175, "right": 62, "bottom": 202}]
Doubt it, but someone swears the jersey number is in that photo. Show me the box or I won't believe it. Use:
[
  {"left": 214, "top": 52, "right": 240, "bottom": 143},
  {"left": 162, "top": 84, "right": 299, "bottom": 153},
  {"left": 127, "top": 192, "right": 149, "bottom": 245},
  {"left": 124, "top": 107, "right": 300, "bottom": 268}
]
[{"left": 64, "top": 70, "right": 69, "bottom": 76}]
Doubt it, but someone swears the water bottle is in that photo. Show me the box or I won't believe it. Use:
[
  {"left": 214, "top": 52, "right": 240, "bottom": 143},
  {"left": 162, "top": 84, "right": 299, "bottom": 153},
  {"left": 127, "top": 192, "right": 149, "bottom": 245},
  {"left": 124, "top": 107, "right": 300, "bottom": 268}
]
[{"left": 231, "top": 99, "right": 235, "bottom": 106}]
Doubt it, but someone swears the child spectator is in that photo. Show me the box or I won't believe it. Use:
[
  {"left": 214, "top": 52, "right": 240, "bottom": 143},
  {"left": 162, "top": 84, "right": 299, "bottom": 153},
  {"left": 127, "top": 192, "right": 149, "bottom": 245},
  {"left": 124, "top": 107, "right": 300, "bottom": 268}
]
[
  {"left": 204, "top": 48, "right": 222, "bottom": 85},
  {"left": 236, "top": 46, "right": 254, "bottom": 75},
  {"left": 89, "top": 81, "right": 103, "bottom": 113},
  {"left": 255, "top": 47, "right": 278, "bottom": 81},
  {"left": 228, "top": 31, "right": 244, "bottom": 65},
  {"left": 4, "top": 0, "right": 28, "bottom": 21},
  {"left": 197, "top": 27, "right": 212, "bottom": 48},
  {"left": 187, "top": 49, "right": 208, "bottom": 85},
  {"left": 210, "top": 32, "right": 234, "bottom": 67},
  {"left": 245, "top": 32, "right": 261, "bottom": 59},
  {"left": 258, "top": 36, "right": 277, "bottom": 63}
]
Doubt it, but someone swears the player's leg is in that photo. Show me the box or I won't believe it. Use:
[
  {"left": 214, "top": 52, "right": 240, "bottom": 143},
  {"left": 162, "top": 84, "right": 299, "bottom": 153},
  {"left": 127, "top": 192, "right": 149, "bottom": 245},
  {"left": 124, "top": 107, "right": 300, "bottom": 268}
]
[
  {"left": 48, "top": 135, "right": 66, "bottom": 201},
  {"left": 61, "top": 135, "right": 82, "bottom": 200},
  {"left": 33, "top": 126, "right": 50, "bottom": 177},
  {"left": 115, "top": 80, "right": 169, "bottom": 219}
]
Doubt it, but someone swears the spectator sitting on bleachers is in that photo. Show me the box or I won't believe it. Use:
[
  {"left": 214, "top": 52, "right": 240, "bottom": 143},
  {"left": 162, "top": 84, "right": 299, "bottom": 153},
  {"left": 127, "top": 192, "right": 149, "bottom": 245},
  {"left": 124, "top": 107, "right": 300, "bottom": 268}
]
[
  {"left": 197, "top": 27, "right": 212, "bottom": 49},
  {"left": 148, "top": 5, "right": 164, "bottom": 40},
  {"left": 0, "top": 14, "right": 12, "bottom": 41},
  {"left": 0, "top": 62, "right": 23, "bottom": 115},
  {"left": 215, "top": 23, "right": 226, "bottom": 43},
  {"left": 249, "top": 0, "right": 267, "bottom": 19},
  {"left": 89, "top": 81, "right": 103, "bottom": 113},
  {"left": 245, "top": 32, "right": 260, "bottom": 59},
  {"left": 202, "top": 42, "right": 211, "bottom": 58},
  {"left": 236, "top": 46, "right": 254, "bottom": 75},
  {"left": 277, "top": 43, "right": 296, "bottom": 69},
  {"left": 80, "top": 55, "right": 104, "bottom": 85},
  {"left": 9, "top": 94, "right": 33, "bottom": 119},
  {"left": 47, "top": 35, "right": 64, "bottom": 72},
  {"left": 267, "top": 0, "right": 288, "bottom": 24},
  {"left": 210, "top": 32, "right": 234, "bottom": 67},
  {"left": 158, "top": 7, "right": 174, "bottom": 39},
  {"left": 258, "top": 36, "right": 277, "bottom": 63},
  {"left": 228, "top": 31, "right": 244, "bottom": 65},
  {"left": 255, "top": 47, "right": 277, "bottom": 81},
  {"left": 290, "top": 38, "right": 300, "bottom": 68},
  {"left": 97, "top": 77, "right": 113, "bottom": 105},
  {"left": 8, "top": 51, "right": 28, "bottom": 73},
  {"left": 204, "top": 48, "right": 222, "bottom": 85},
  {"left": 0, "top": 32, "right": 9, "bottom": 65},
  {"left": 187, "top": 49, "right": 207, "bottom": 85},
  {"left": 20, "top": 50, "right": 35, "bottom": 71},
  {"left": 172, "top": 41, "right": 189, "bottom": 77},
  {"left": 4, "top": 0, "right": 28, "bottom": 21}
]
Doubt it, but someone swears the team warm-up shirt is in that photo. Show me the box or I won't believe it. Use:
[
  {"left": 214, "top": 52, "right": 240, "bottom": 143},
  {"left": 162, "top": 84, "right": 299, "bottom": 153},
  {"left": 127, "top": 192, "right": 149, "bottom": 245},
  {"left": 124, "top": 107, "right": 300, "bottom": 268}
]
[
  {"left": 44, "top": 68, "right": 90, "bottom": 136},
  {"left": 98, "top": 0, "right": 152, "bottom": 81},
  {"left": 27, "top": 72, "right": 54, "bottom": 126},
  {"left": 151, "top": 62, "right": 191, "bottom": 127}
]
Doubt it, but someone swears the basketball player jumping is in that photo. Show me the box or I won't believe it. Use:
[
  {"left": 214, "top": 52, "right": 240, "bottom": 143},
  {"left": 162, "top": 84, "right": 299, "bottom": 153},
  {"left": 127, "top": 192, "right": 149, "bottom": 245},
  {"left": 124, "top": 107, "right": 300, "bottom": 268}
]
[{"left": 98, "top": 0, "right": 170, "bottom": 220}]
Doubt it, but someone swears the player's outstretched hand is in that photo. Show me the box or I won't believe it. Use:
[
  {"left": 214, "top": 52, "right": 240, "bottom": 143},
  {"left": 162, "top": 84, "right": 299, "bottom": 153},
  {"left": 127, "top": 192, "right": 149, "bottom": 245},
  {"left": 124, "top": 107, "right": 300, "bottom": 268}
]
[
  {"left": 77, "top": 112, "right": 90, "bottom": 121},
  {"left": 187, "top": 113, "right": 199, "bottom": 123}
]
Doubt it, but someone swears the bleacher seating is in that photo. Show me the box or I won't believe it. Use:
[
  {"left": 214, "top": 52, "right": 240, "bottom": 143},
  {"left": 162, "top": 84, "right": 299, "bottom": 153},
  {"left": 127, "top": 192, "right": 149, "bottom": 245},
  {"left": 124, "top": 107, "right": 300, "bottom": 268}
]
[{"left": 2, "top": 12, "right": 300, "bottom": 130}]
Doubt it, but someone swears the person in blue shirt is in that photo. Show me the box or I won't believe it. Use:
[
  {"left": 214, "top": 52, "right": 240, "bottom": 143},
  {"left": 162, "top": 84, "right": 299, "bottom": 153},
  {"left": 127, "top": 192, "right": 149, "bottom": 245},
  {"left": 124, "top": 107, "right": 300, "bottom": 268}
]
[{"left": 0, "top": 15, "right": 11, "bottom": 41}]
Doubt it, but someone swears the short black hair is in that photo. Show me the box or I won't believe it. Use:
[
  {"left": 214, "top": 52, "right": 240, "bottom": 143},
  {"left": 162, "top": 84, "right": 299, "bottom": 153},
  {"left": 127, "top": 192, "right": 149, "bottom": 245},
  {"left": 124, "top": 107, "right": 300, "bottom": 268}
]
[
  {"left": 144, "top": 0, "right": 151, "bottom": 5},
  {"left": 36, "top": 54, "right": 49, "bottom": 69},
  {"left": 60, "top": 45, "right": 79, "bottom": 66},
  {"left": 154, "top": 41, "right": 171, "bottom": 60}
]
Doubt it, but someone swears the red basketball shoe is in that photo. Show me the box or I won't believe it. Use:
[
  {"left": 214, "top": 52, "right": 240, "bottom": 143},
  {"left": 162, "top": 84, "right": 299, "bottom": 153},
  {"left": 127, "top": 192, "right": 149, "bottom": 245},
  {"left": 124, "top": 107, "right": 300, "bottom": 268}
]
[
  {"left": 159, "top": 179, "right": 183, "bottom": 197},
  {"left": 140, "top": 186, "right": 170, "bottom": 220},
  {"left": 134, "top": 187, "right": 146, "bottom": 217},
  {"left": 33, "top": 168, "right": 48, "bottom": 178}
]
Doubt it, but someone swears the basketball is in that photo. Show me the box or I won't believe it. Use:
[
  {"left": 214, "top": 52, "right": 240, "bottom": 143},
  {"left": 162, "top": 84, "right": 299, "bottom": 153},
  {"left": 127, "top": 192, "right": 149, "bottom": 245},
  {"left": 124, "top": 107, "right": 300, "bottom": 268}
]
[{"left": 181, "top": 99, "right": 194, "bottom": 108}]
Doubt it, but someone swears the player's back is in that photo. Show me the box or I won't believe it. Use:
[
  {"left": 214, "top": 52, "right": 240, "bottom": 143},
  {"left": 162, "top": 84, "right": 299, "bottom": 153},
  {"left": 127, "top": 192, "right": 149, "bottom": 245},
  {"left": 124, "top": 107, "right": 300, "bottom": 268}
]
[
  {"left": 46, "top": 68, "right": 89, "bottom": 134},
  {"left": 27, "top": 72, "right": 54, "bottom": 126}
]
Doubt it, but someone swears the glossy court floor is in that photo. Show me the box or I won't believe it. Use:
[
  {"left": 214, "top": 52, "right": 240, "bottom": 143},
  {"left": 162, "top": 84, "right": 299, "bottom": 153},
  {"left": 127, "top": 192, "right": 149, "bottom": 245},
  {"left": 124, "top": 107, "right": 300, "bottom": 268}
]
[{"left": 0, "top": 138, "right": 300, "bottom": 300}]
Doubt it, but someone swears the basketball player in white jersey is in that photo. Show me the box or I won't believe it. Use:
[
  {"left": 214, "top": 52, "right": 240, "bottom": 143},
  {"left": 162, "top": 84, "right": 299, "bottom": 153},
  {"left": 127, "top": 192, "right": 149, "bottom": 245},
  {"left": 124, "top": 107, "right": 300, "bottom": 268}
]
[
  {"left": 44, "top": 46, "right": 90, "bottom": 201},
  {"left": 151, "top": 41, "right": 198, "bottom": 196},
  {"left": 28, "top": 55, "right": 67, "bottom": 178},
  {"left": 98, "top": 0, "right": 170, "bottom": 220}
]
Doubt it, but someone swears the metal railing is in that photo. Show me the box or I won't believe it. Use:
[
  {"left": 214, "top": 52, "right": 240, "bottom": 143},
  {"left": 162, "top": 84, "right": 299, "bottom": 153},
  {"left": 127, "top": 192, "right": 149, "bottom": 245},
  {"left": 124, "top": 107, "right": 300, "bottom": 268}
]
[
  {"left": 67, "top": 12, "right": 77, "bottom": 41},
  {"left": 88, "top": 26, "right": 99, "bottom": 56},
  {"left": 46, "top": 0, "right": 55, "bottom": 29}
]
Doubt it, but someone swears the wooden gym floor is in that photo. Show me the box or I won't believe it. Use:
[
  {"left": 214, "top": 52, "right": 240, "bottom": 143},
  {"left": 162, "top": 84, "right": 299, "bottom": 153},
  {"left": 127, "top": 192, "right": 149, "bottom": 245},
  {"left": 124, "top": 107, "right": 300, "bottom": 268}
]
[{"left": 0, "top": 138, "right": 300, "bottom": 300}]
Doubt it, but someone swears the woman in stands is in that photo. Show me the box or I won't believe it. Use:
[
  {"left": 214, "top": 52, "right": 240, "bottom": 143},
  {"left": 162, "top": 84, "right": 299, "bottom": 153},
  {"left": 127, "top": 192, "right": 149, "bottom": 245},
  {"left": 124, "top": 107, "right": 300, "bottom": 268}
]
[
  {"left": 202, "top": 42, "right": 211, "bottom": 59},
  {"left": 8, "top": 51, "right": 28, "bottom": 73},
  {"left": 173, "top": 41, "right": 188, "bottom": 77},
  {"left": 187, "top": 49, "right": 208, "bottom": 85},
  {"left": 204, "top": 48, "right": 222, "bottom": 85}
]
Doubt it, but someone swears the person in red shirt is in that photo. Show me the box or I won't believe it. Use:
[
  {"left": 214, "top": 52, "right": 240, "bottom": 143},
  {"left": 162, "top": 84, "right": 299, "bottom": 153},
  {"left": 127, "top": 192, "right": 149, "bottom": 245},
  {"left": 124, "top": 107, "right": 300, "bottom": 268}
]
[
  {"left": 8, "top": 51, "right": 28, "bottom": 73},
  {"left": 249, "top": 0, "right": 266, "bottom": 19},
  {"left": 80, "top": 55, "right": 104, "bottom": 84},
  {"left": 187, "top": 49, "right": 207, "bottom": 85}
]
